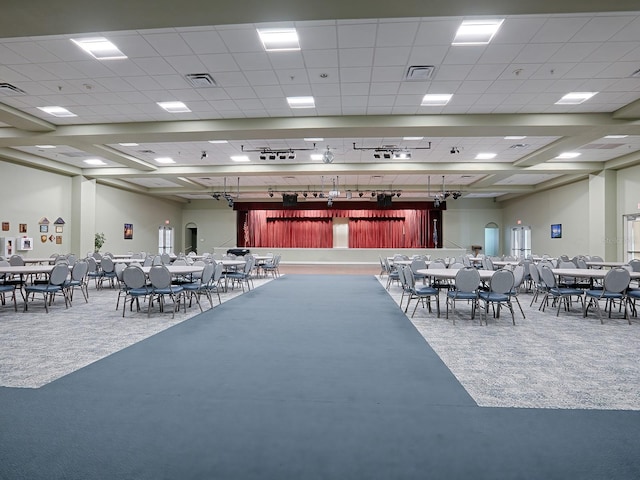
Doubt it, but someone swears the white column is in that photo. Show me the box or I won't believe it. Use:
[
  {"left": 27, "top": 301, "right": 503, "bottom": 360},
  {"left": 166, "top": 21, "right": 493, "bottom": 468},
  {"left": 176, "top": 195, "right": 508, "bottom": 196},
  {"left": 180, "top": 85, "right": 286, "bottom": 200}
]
[
  {"left": 588, "top": 170, "right": 617, "bottom": 260},
  {"left": 70, "top": 176, "right": 96, "bottom": 256}
]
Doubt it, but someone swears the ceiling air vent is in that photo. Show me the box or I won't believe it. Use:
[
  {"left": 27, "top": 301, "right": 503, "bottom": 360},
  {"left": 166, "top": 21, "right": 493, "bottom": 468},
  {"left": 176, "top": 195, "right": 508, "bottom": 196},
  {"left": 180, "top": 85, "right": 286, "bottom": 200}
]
[
  {"left": 0, "top": 83, "right": 26, "bottom": 95},
  {"left": 404, "top": 65, "right": 435, "bottom": 81},
  {"left": 184, "top": 73, "right": 217, "bottom": 88}
]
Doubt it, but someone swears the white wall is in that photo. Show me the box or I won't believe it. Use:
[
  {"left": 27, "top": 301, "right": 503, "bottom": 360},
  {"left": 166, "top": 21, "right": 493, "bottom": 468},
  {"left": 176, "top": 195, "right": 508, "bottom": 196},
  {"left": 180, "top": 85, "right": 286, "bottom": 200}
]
[
  {"left": 181, "top": 200, "right": 238, "bottom": 254},
  {"left": 616, "top": 164, "right": 640, "bottom": 258},
  {"left": 0, "top": 162, "right": 73, "bottom": 258},
  {"left": 500, "top": 179, "right": 590, "bottom": 258},
  {"left": 443, "top": 198, "right": 502, "bottom": 254},
  {"left": 94, "top": 184, "right": 183, "bottom": 255}
]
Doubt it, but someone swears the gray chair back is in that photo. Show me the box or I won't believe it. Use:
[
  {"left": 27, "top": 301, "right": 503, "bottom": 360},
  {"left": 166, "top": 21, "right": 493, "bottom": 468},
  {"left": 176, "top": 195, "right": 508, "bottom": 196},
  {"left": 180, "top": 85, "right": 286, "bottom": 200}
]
[
  {"left": 489, "top": 269, "right": 514, "bottom": 294},
  {"left": 604, "top": 268, "right": 631, "bottom": 293},
  {"left": 455, "top": 267, "right": 480, "bottom": 293},
  {"left": 123, "top": 266, "right": 147, "bottom": 289}
]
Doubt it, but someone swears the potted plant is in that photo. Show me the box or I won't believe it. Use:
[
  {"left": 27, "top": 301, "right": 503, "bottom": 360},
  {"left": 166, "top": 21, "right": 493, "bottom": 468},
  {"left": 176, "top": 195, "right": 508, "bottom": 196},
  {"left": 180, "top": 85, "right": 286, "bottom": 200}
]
[{"left": 94, "top": 232, "right": 106, "bottom": 252}]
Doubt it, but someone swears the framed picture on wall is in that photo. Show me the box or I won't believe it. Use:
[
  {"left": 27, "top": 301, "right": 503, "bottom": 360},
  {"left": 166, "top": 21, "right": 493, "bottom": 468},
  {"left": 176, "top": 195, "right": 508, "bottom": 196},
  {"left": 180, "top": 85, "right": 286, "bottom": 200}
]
[
  {"left": 2, "top": 222, "right": 9, "bottom": 231},
  {"left": 55, "top": 226, "right": 63, "bottom": 233},
  {"left": 19, "top": 223, "right": 27, "bottom": 233},
  {"left": 40, "top": 224, "right": 48, "bottom": 233},
  {"left": 551, "top": 224, "right": 562, "bottom": 239},
  {"left": 124, "top": 223, "right": 133, "bottom": 240}
]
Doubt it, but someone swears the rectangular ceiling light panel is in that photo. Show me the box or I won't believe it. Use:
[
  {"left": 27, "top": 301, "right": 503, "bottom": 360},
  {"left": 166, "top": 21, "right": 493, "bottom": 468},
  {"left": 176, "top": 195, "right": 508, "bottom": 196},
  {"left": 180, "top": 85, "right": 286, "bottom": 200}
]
[
  {"left": 452, "top": 19, "right": 504, "bottom": 45},
  {"left": 257, "top": 28, "right": 300, "bottom": 51},
  {"left": 287, "top": 96, "right": 315, "bottom": 108},
  {"left": 71, "top": 37, "right": 127, "bottom": 60},
  {"left": 37, "top": 106, "right": 77, "bottom": 117},
  {"left": 157, "top": 101, "right": 191, "bottom": 113},
  {"left": 555, "top": 92, "right": 597, "bottom": 105},
  {"left": 421, "top": 94, "right": 452, "bottom": 106}
]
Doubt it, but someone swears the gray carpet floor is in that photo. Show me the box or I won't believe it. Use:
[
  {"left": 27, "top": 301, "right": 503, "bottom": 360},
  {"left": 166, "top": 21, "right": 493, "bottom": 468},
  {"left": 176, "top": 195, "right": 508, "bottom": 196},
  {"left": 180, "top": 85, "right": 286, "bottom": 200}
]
[{"left": 1, "top": 275, "right": 639, "bottom": 479}]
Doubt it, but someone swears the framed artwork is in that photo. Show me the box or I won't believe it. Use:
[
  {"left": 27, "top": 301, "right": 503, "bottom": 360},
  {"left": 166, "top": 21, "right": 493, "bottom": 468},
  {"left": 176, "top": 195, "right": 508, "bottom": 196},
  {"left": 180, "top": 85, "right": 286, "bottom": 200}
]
[
  {"left": 551, "top": 224, "right": 562, "bottom": 239},
  {"left": 19, "top": 237, "right": 33, "bottom": 250},
  {"left": 40, "top": 235, "right": 47, "bottom": 243},
  {"left": 2, "top": 222, "right": 9, "bottom": 231},
  {"left": 40, "top": 224, "right": 48, "bottom": 233},
  {"left": 55, "top": 236, "right": 62, "bottom": 245},
  {"left": 19, "top": 223, "right": 27, "bottom": 233},
  {"left": 55, "top": 226, "right": 63, "bottom": 233},
  {"left": 124, "top": 223, "right": 133, "bottom": 240}
]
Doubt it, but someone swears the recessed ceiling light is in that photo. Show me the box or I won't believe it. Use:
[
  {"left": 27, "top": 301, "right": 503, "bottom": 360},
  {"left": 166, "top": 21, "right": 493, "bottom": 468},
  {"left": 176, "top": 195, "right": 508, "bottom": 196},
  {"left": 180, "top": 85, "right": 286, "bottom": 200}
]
[
  {"left": 475, "top": 153, "right": 497, "bottom": 160},
  {"left": 310, "top": 154, "right": 323, "bottom": 161},
  {"left": 504, "top": 136, "right": 527, "bottom": 140},
  {"left": 604, "top": 135, "right": 628, "bottom": 139},
  {"left": 84, "top": 158, "right": 106, "bottom": 166},
  {"left": 555, "top": 92, "right": 597, "bottom": 105},
  {"left": 155, "top": 157, "right": 175, "bottom": 164},
  {"left": 403, "top": 137, "right": 424, "bottom": 141},
  {"left": 452, "top": 19, "right": 504, "bottom": 45},
  {"left": 37, "top": 106, "right": 76, "bottom": 117},
  {"left": 208, "top": 140, "right": 228, "bottom": 144},
  {"left": 287, "top": 96, "right": 315, "bottom": 108},
  {"left": 71, "top": 37, "right": 127, "bottom": 60},
  {"left": 257, "top": 28, "right": 300, "bottom": 51},
  {"left": 157, "top": 101, "right": 191, "bottom": 113},
  {"left": 421, "top": 94, "right": 452, "bottom": 106},
  {"left": 118, "top": 143, "right": 139, "bottom": 147},
  {"left": 304, "top": 138, "right": 323, "bottom": 142},
  {"left": 230, "top": 155, "right": 250, "bottom": 162},
  {"left": 555, "top": 152, "right": 581, "bottom": 159},
  {"left": 35, "top": 145, "right": 56, "bottom": 149}
]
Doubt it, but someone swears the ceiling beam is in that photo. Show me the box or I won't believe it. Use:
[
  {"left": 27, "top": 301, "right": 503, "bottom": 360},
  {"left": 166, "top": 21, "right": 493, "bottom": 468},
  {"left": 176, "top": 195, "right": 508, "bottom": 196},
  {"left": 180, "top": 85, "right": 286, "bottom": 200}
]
[
  {"left": 0, "top": 147, "right": 81, "bottom": 176},
  {"left": 0, "top": 102, "right": 56, "bottom": 132}
]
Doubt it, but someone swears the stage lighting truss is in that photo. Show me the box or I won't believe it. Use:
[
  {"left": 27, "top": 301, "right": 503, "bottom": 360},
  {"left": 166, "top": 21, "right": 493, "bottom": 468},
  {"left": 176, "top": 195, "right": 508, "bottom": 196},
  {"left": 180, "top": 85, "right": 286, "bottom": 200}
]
[
  {"left": 353, "top": 142, "right": 431, "bottom": 160},
  {"left": 241, "top": 143, "right": 316, "bottom": 160}
]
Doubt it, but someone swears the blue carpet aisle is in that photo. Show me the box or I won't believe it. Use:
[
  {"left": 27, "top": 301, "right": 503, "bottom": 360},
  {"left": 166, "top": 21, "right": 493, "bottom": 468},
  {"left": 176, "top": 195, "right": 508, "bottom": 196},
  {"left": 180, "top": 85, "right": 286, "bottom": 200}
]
[{"left": 1, "top": 275, "right": 639, "bottom": 479}]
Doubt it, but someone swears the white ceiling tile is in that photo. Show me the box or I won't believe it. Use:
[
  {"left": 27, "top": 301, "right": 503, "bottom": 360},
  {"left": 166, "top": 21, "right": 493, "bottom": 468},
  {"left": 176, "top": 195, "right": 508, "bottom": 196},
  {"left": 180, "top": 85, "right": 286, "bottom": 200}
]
[
  {"left": 593, "top": 62, "right": 638, "bottom": 79},
  {"left": 371, "top": 66, "right": 403, "bottom": 82},
  {"left": 102, "top": 59, "right": 148, "bottom": 77},
  {"left": 132, "top": 57, "right": 176, "bottom": 75},
  {"left": 428, "top": 80, "right": 461, "bottom": 92},
  {"left": 497, "top": 65, "right": 536, "bottom": 80},
  {"left": 413, "top": 20, "right": 458, "bottom": 45},
  {"left": 164, "top": 55, "right": 208, "bottom": 73},
  {"left": 274, "top": 69, "right": 309, "bottom": 84},
  {"left": 235, "top": 98, "right": 264, "bottom": 110},
  {"left": 456, "top": 81, "right": 492, "bottom": 94},
  {"left": 230, "top": 52, "right": 270, "bottom": 71},
  {"left": 376, "top": 22, "right": 419, "bottom": 47},
  {"left": 297, "top": 25, "right": 338, "bottom": 50},
  {"left": 584, "top": 42, "right": 639, "bottom": 62},
  {"left": 502, "top": 93, "right": 538, "bottom": 105},
  {"left": 124, "top": 75, "right": 165, "bottom": 91},
  {"left": 144, "top": 33, "right": 194, "bottom": 56},
  {"left": 392, "top": 105, "right": 419, "bottom": 114},
  {"left": 571, "top": 16, "right": 636, "bottom": 42},
  {"left": 268, "top": 52, "right": 305, "bottom": 70},
  {"left": 39, "top": 38, "right": 88, "bottom": 62},
  {"left": 311, "top": 83, "right": 340, "bottom": 96},
  {"left": 213, "top": 71, "right": 250, "bottom": 87},
  {"left": 10, "top": 64, "right": 58, "bottom": 81},
  {"left": 308, "top": 68, "right": 339, "bottom": 84},
  {"left": 244, "top": 70, "right": 280, "bottom": 86},
  {"left": 111, "top": 35, "right": 158, "bottom": 58},
  {"left": 394, "top": 94, "right": 421, "bottom": 106},
  {"left": 339, "top": 48, "right": 374, "bottom": 68},
  {"left": 197, "top": 88, "right": 230, "bottom": 101},
  {"left": 434, "top": 64, "right": 473, "bottom": 81},
  {"left": 407, "top": 45, "right": 449, "bottom": 66},
  {"left": 180, "top": 30, "right": 228, "bottom": 54},
  {"left": 6, "top": 41, "right": 59, "bottom": 63},
  {"left": 153, "top": 75, "right": 190, "bottom": 89},
  {"left": 218, "top": 28, "right": 263, "bottom": 53},
  {"left": 529, "top": 63, "right": 574, "bottom": 79},
  {"left": 341, "top": 83, "right": 369, "bottom": 95},
  {"left": 367, "top": 96, "right": 395, "bottom": 107},
  {"left": 337, "top": 23, "right": 377, "bottom": 48},
  {"left": 515, "top": 79, "right": 555, "bottom": 93},
  {"left": 514, "top": 43, "right": 563, "bottom": 63},
  {"left": 339, "top": 67, "right": 371, "bottom": 83},
  {"left": 478, "top": 44, "right": 523, "bottom": 64},
  {"left": 564, "top": 62, "right": 609, "bottom": 79},
  {"left": 199, "top": 54, "right": 241, "bottom": 72},
  {"left": 39, "top": 62, "right": 87, "bottom": 80},
  {"left": 449, "top": 94, "right": 481, "bottom": 106},
  {"left": 548, "top": 42, "right": 600, "bottom": 63},
  {"left": 374, "top": 47, "right": 410, "bottom": 66},
  {"left": 95, "top": 77, "right": 137, "bottom": 92},
  {"left": 224, "top": 86, "right": 257, "bottom": 99},
  {"left": 494, "top": 17, "right": 546, "bottom": 44},
  {"left": 316, "top": 96, "right": 341, "bottom": 107},
  {"left": 396, "top": 82, "right": 425, "bottom": 95},
  {"left": 532, "top": 17, "right": 590, "bottom": 43},
  {"left": 303, "top": 49, "right": 339, "bottom": 68},
  {"left": 442, "top": 46, "right": 485, "bottom": 65},
  {"left": 0, "top": 65, "right": 29, "bottom": 82},
  {"left": 118, "top": 91, "right": 154, "bottom": 103},
  {"left": 0, "top": 45, "right": 29, "bottom": 64},
  {"left": 279, "top": 84, "right": 313, "bottom": 96},
  {"left": 466, "top": 64, "right": 508, "bottom": 81}
]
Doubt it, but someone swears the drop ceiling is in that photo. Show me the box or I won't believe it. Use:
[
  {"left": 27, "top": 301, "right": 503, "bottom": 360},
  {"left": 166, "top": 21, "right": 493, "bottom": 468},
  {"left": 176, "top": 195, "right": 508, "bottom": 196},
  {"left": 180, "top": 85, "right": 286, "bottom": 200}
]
[{"left": 1, "top": 0, "right": 639, "bottom": 203}]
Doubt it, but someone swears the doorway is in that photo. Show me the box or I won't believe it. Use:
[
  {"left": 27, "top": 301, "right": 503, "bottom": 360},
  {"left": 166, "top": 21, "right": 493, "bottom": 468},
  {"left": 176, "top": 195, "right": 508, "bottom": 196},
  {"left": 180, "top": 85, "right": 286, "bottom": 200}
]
[
  {"left": 511, "top": 226, "right": 531, "bottom": 259},
  {"left": 185, "top": 223, "right": 198, "bottom": 254},
  {"left": 623, "top": 214, "right": 640, "bottom": 261},
  {"left": 158, "top": 226, "right": 173, "bottom": 254},
  {"left": 484, "top": 222, "right": 499, "bottom": 256}
]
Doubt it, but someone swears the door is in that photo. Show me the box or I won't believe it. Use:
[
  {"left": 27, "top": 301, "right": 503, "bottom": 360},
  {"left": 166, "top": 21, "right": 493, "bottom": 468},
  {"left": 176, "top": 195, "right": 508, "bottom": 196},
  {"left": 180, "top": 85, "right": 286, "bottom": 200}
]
[
  {"left": 623, "top": 214, "right": 640, "bottom": 261},
  {"left": 511, "top": 226, "right": 531, "bottom": 259},
  {"left": 158, "top": 226, "right": 173, "bottom": 254}
]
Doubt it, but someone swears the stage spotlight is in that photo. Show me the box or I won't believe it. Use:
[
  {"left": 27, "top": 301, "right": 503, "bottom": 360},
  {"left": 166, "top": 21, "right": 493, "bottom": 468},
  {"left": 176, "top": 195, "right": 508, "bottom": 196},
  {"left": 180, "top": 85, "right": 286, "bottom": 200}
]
[
  {"left": 269, "top": 191, "right": 274, "bottom": 198},
  {"left": 359, "top": 191, "right": 364, "bottom": 198},
  {"left": 201, "top": 151, "right": 208, "bottom": 159},
  {"left": 268, "top": 154, "right": 276, "bottom": 160},
  {"left": 450, "top": 147, "right": 459, "bottom": 154},
  {"left": 327, "top": 198, "right": 333, "bottom": 207},
  {"left": 313, "top": 192, "right": 318, "bottom": 198},
  {"left": 259, "top": 154, "right": 267, "bottom": 160},
  {"left": 227, "top": 198, "right": 234, "bottom": 208},
  {"left": 434, "top": 199, "right": 440, "bottom": 207},
  {"left": 396, "top": 192, "right": 401, "bottom": 197},
  {"left": 373, "top": 152, "right": 381, "bottom": 159},
  {"left": 303, "top": 192, "right": 308, "bottom": 198},
  {"left": 371, "top": 192, "right": 376, "bottom": 197},
  {"left": 452, "top": 191, "right": 462, "bottom": 199}
]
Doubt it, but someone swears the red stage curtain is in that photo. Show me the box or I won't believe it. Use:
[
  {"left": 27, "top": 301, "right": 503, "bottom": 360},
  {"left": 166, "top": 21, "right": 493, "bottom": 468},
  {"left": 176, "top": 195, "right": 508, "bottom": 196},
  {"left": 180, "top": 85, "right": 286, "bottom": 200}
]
[{"left": 245, "top": 208, "right": 429, "bottom": 248}]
